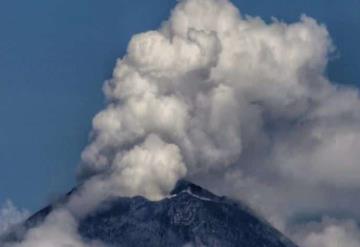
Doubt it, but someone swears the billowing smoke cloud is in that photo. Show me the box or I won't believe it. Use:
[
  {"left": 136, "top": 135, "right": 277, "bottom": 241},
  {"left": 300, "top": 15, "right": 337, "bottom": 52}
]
[
  {"left": 5, "top": 0, "right": 360, "bottom": 246},
  {"left": 67, "top": 134, "right": 186, "bottom": 216},
  {"left": 78, "top": 0, "right": 360, "bottom": 222}
]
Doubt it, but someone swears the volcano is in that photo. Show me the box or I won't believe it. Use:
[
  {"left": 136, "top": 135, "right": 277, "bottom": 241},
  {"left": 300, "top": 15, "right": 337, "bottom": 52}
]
[{"left": 4, "top": 181, "right": 297, "bottom": 247}]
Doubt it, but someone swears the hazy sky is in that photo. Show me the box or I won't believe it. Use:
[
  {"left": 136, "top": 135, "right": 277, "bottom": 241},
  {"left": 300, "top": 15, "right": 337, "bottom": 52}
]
[{"left": 0, "top": 0, "right": 359, "bottom": 212}]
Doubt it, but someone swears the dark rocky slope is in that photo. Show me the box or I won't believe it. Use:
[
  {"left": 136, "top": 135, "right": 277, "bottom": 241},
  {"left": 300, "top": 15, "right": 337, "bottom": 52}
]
[{"left": 3, "top": 181, "right": 298, "bottom": 247}]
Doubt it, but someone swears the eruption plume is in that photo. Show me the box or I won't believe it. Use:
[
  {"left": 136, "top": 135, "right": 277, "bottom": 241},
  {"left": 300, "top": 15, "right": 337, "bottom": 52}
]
[{"left": 4, "top": 0, "right": 360, "bottom": 246}]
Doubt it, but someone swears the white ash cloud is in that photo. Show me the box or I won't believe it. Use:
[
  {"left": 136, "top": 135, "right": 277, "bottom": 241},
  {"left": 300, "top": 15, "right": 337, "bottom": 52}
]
[
  {"left": 67, "top": 134, "right": 186, "bottom": 216},
  {"left": 78, "top": 0, "right": 360, "bottom": 220},
  {"left": 8, "top": 0, "right": 360, "bottom": 246}
]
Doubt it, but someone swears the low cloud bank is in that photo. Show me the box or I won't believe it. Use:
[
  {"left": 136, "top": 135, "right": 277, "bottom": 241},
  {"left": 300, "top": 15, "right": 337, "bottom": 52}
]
[
  {"left": 291, "top": 218, "right": 360, "bottom": 247},
  {"left": 0, "top": 200, "right": 29, "bottom": 236}
]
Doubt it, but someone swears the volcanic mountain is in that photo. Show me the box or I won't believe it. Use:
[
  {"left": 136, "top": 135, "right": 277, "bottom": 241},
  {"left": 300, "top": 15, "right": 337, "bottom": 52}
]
[{"left": 4, "top": 181, "right": 297, "bottom": 247}]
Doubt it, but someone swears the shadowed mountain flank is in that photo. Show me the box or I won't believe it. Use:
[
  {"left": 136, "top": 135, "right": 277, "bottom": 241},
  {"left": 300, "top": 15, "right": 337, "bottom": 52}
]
[{"left": 4, "top": 181, "right": 297, "bottom": 247}]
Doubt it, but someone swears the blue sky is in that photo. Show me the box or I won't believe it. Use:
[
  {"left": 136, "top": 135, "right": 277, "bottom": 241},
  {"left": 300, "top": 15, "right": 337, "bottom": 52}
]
[{"left": 0, "top": 0, "right": 359, "bottom": 212}]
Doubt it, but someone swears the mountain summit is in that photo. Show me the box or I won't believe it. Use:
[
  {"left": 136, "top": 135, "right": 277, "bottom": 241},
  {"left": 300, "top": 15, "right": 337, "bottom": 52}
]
[{"left": 5, "top": 181, "right": 297, "bottom": 247}]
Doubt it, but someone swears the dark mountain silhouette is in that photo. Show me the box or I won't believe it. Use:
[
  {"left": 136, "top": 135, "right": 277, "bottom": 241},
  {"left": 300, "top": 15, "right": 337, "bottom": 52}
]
[{"left": 3, "top": 180, "right": 298, "bottom": 247}]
